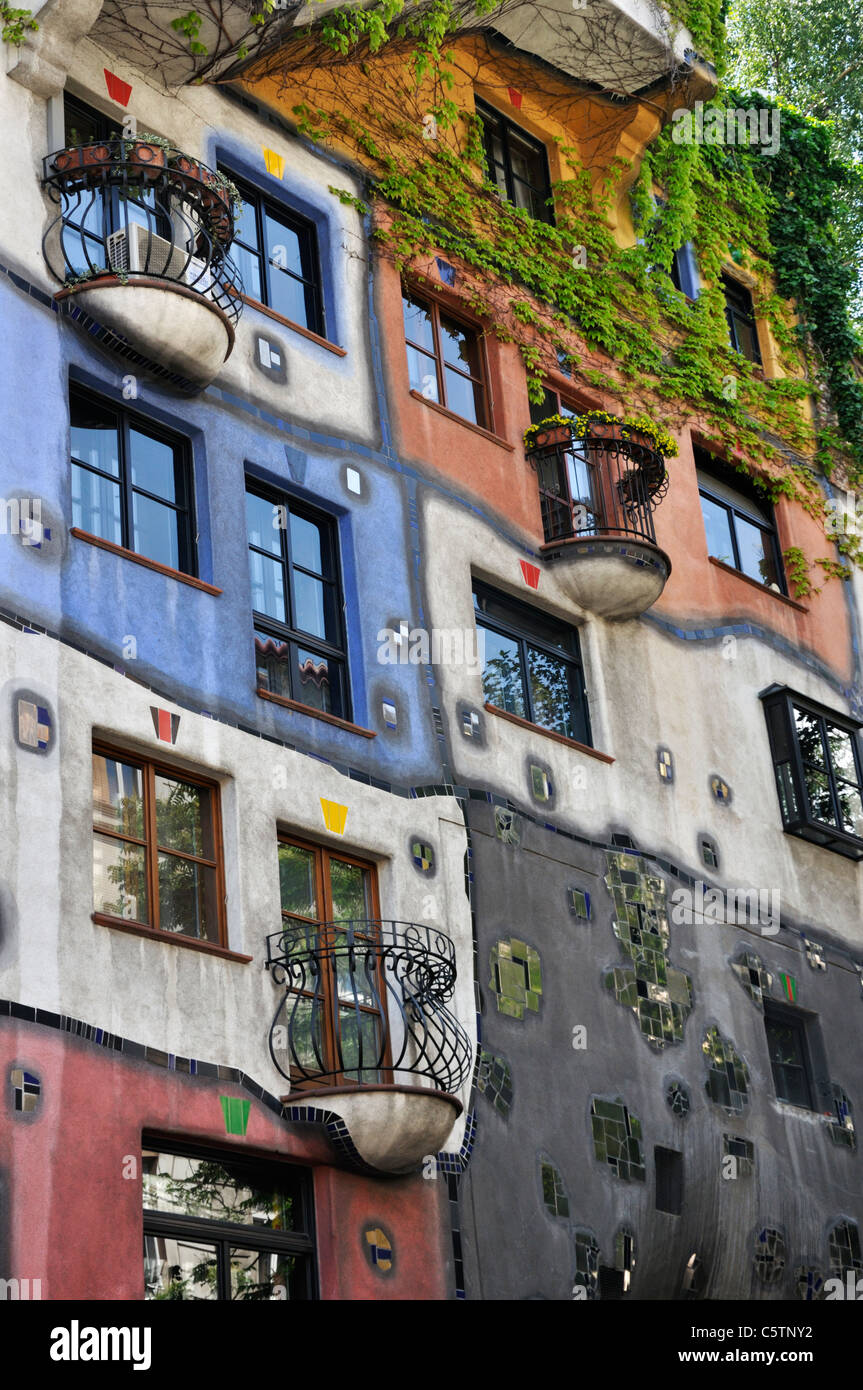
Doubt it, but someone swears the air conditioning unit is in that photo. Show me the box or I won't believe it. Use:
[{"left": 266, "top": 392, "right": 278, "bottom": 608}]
[{"left": 105, "top": 224, "right": 215, "bottom": 298}]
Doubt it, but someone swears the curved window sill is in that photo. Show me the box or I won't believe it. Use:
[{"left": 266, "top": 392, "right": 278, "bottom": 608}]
[
  {"left": 92, "top": 913, "right": 252, "bottom": 963},
  {"left": 241, "top": 296, "right": 346, "bottom": 356},
  {"left": 256, "top": 687, "right": 376, "bottom": 738},
  {"left": 484, "top": 702, "right": 613, "bottom": 763},
  {"left": 409, "top": 390, "right": 514, "bottom": 451},
  {"left": 70, "top": 529, "right": 222, "bottom": 596}
]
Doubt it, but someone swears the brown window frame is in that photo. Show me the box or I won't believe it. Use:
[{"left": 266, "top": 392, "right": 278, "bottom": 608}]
[
  {"left": 402, "top": 285, "right": 491, "bottom": 430},
  {"left": 277, "top": 834, "right": 389, "bottom": 1089},
  {"left": 92, "top": 740, "right": 227, "bottom": 947}
]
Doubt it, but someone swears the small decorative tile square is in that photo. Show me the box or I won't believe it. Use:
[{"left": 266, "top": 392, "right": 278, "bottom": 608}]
[
  {"left": 103, "top": 68, "right": 132, "bottom": 104},
  {"left": 778, "top": 971, "right": 797, "bottom": 1003},
  {"left": 16, "top": 698, "right": 51, "bottom": 751},
  {"left": 573, "top": 1232, "right": 600, "bottom": 1300},
  {"left": 795, "top": 1266, "right": 825, "bottom": 1301},
  {"left": 615, "top": 1228, "right": 636, "bottom": 1291},
  {"left": 556, "top": 348, "right": 573, "bottom": 378},
  {"left": 754, "top": 1228, "right": 786, "bottom": 1285},
  {"left": 731, "top": 950, "right": 773, "bottom": 1009},
  {"left": 519, "top": 559, "right": 540, "bottom": 590},
  {"left": 219, "top": 1096, "right": 250, "bottom": 1136},
  {"left": 540, "top": 1156, "right": 569, "bottom": 1218},
  {"left": 699, "top": 835, "right": 719, "bottom": 870},
  {"left": 262, "top": 147, "right": 285, "bottom": 178},
  {"left": 364, "top": 1227, "right": 393, "bottom": 1273},
  {"left": 723, "top": 1133, "right": 755, "bottom": 1177},
  {"left": 803, "top": 936, "right": 827, "bottom": 971},
  {"left": 346, "top": 467, "right": 362, "bottom": 495},
  {"left": 603, "top": 851, "right": 692, "bottom": 1047},
  {"left": 435, "top": 257, "right": 456, "bottom": 286},
  {"left": 710, "top": 775, "right": 732, "bottom": 805},
  {"left": 568, "top": 887, "right": 591, "bottom": 920},
  {"left": 657, "top": 748, "right": 674, "bottom": 783},
  {"left": 150, "top": 707, "right": 180, "bottom": 744},
  {"left": 477, "top": 1050, "right": 513, "bottom": 1116},
  {"left": 530, "top": 764, "right": 552, "bottom": 802},
  {"left": 489, "top": 938, "right": 542, "bottom": 1019},
  {"left": 590, "top": 1096, "right": 645, "bottom": 1181},
  {"left": 462, "top": 709, "right": 480, "bottom": 738},
  {"left": 11, "top": 1068, "right": 40, "bottom": 1113},
  {"left": 494, "top": 807, "right": 520, "bottom": 845},
  {"left": 702, "top": 1027, "right": 750, "bottom": 1114},
  {"left": 665, "top": 1079, "right": 690, "bottom": 1117},
  {"left": 829, "top": 1220, "right": 863, "bottom": 1279},
  {"left": 826, "top": 1084, "right": 855, "bottom": 1150},
  {"left": 507, "top": 85, "right": 523, "bottom": 108},
  {"left": 411, "top": 840, "right": 434, "bottom": 872},
  {"left": 320, "top": 798, "right": 348, "bottom": 834},
  {"left": 381, "top": 700, "right": 397, "bottom": 730},
  {"left": 255, "top": 336, "right": 286, "bottom": 380}
]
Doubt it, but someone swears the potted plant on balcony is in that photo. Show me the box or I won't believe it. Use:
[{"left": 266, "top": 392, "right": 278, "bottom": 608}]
[
  {"left": 51, "top": 132, "right": 112, "bottom": 181},
  {"left": 124, "top": 132, "right": 173, "bottom": 181},
  {"left": 522, "top": 414, "right": 576, "bottom": 453}
]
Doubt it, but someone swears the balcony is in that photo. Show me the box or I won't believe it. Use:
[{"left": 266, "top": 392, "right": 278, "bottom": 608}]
[
  {"left": 266, "top": 919, "right": 473, "bottom": 1174},
  {"left": 525, "top": 418, "right": 672, "bottom": 619},
  {"left": 42, "top": 139, "right": 244, "bottom": 392}
]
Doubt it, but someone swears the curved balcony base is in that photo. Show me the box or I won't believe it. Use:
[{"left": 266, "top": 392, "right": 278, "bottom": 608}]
[
  {"left": 540, "top": 536, "right": 671, "bottom": 619},
  {"left": 283, "top": 1084, "right": 463, "bottom": 1175},
  {"left": 55, "top": 279, "right": 234, "bottom": 392}
]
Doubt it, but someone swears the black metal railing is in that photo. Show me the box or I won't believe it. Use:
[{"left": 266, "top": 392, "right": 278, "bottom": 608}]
[
  {"left": 266, "top": 919, "right": 473, "bottom": 1094},
  {"left": 41, "top": 139, "right": 244, "bottom": 324},
  {"left": 526, "top": 425, "right": 669, "bottom": 546}
]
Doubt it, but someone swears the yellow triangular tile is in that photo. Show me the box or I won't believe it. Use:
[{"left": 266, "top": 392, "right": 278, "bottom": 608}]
[
  {"left": 320, "top": 798, "right": 348, "bottom": 835},
  {"left": 262, "top": 147, "right": 285, "bottom": 179}
]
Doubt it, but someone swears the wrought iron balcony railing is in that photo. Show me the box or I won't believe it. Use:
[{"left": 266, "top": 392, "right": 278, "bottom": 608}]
[
  {"left": 266, "top": 919, "right": 473, "bottom": 1095},
  {"left": 41, "top": 139, "right": 244, "bottom": 325},
  {"left": 526, "top": 423, "right": 669, "bottom": 547}
]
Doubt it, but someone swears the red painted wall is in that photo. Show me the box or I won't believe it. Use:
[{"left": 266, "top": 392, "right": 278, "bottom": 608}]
[{"left": 0, "top": 1018, "right": 452, "bottom": 1301}]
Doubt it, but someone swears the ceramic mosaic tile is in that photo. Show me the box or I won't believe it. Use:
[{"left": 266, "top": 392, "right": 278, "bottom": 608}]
[
  {"left": 540, "top": 1157, "right": 569, "bottom": 1218},
  {"left": 731, "top": 950, "right": 773, "bottom": 1009},
  {"left": 723, "top": 1134, "right": 755, "bottom": 1177},
  {"left": 615, "top": 1228, "right": 635, "bottom": 1291},
  {"left": 10, "top": 1068, "right": 39, "bottom": 1112},
  {"left": 364, "top": 1227, "right": 393, "bottom": 1272},
  {"left": 803, "top": 936, "right": 827, "bottom": 971},
  {"left": 489, "top": 938, "right": 541, "bottom": 1018},
  {"left": 666, "top": 1080, "right": 690, "bottom": 1117},
  {"left": 590, "top": 1096, "right": 645, "bottom": 1181},
  {"left": 411, "top": 840, "right": 434, "bottom": 872},
  {"left": 829, "top": 1220, "right": 863, "bottom": 1279},
  {"left": 603, "top": 851, "right": 692, "bottom": 1047},
  {"left": 826, "top": 1084, "right": 856, "bottom": 1150},
  {"left": 568, "top": 887, "right": 591, "bottom": 920},
  {"left": 754, "top": 1228, "right": 786, "bottom": 1285},
  {"left": 703, "top": 1026, "right": 750, "bottom": 1114},
  {"left": 573, "top": 1232, "right": 600, "bottom": 1300},
  {"left": 795, "top": 1266, "right": 825, "bottom": 1301},
  {"left": 494, "top": 807, "right": 520, "bottom": 845},
  {"left": 657, "top": 748, "right": 674, "bottom": 782},
  {"left": 477, "top": 1050, "right": 513, "bottom": 1116}
]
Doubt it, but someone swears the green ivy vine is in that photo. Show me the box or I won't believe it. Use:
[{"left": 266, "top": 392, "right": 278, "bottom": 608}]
[{"left": 1, "top": 2, "right": 37, "bottom": 46}]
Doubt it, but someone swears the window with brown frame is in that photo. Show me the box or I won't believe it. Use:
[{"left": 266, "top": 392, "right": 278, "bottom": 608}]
[
  {"left": 92, "top": 743, "right": 225, "bottom": 945},
  {"left": 402, "top": 287, "right": 489, "bottom": 429},
  {"left": 275, "top": 837, "right": 387, "bottom": 1087}
]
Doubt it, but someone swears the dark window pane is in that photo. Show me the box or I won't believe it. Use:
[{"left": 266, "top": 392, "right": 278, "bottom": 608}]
[
  {"left": 292, "top": 570, "right": 327, "bottom": 640},
  {"left": 142, "top": 1150, "right": 301, "bottom": 1230},
  {"left": 92, "top": 754, "right": 145, "bottom": 838},
  {"left": 71, "top": 396, "right": 120, "bottom": 476},
  {"left": 72, "top": 463, "right": 122, "bottom": 543},
  {"left": 826, "top": 724, "right": 858, "bottom": 782},
  {"left": 439, "top": 313, "right": 479, "bottom": 374},
  {"left": 234, "top": 195, "right": 260, "bottom": 252},
  {"left": 157, "top": 853, "right": 218, "bottom": 940},
  {"left": 129, "top": 429, "right": 177, "bottom": 502},
  {"left": 479, "top": 623, "right": 526, "bottom": 717},
  {"left": 803, "top": 764, "right": 836, "bottom": 824},
  {"left": 402, "top": 292, "right": 435, "bottom": 352},
  {"left": 249, "top": 550, "right": 287, "bottom": 622},
  {"left": 278, "top": 842, "right": 318, "bottom": 918},
  {"left": 289, "top": 512, "right": 325, "bottom": 575},
  {"left": 527, "top": 645, "right": 577, "bottom": 739},
  {"left": 132, "top": 492, "right": 180, "bottom": 570},
  {"left": 264, "top": 212, "right": 304, "bottom": 277},
  {"left": 700, "top": 494, "right": 735, "bottom": 566},
  {"left": 329, "top": 859, "right": 370, "bottom": 921},
  {"left": 234, "top": 242, "right": 262, "bottom": 302},
  {"left": 154, "top": 776, "right": 214, "bottom": 859},
  {"left": 794, "top": 709, "right": 827, "bottom": 767},
  {"left": 295, "top": 645, "right": 340, "bottom": 715},
  {"left": 836, "top": 780, "right": 863, "bottom": 837},
  {"left": 735, "top": 514, "right": 777, "bottom": 586},
  {"left": 246, "top": 491, "right": 282, "bottom": 555},
  {"left": 254, "top": 629, "right": 291, "bottom": 695},
  {"left": 144, "top": 1237, "right": 219, "bottom": 1299},
  {"left": 267, "top": 262, "right": 308, "bottom": 327},
  {"left": 230, "top": 1249, "right": 299, "bottom": 1301},
  {"left": 93, "top": 832, "right": 148, "bottom": 922}
]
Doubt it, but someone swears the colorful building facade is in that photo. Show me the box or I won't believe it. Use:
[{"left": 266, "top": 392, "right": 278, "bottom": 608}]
[{"left": 1, "top": 0, "right": 861, "bottom": 1302}]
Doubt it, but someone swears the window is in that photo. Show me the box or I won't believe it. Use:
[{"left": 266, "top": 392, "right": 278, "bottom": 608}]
[
  {"left": 761, "top": 685, "right": 863, "bottom": 859},
  {"left": 276, "top": 838, "right": 385, "bottom": 1086},
  {"left": 529, "top": 388, "right": 597, "bottom": 539},
  {"left": 654, "top": 1147, "right": 683, "bottom": 1215},
  {"left": 670, "top": 242, "right": 700, "bottom": 299},
  {"left": 697, "top": 451, "right": 784, "bottom": 591},
  {"left": 142, "top": 1142, "right": 315, "bottom": 1299},
  {"left": 224, "top": 169, "right": 324, "bottom": 335},
  {"left": 70, "top": 386, "right": 195, "bottom": 574},
  {"left": 60, "top": 95, "right": 169, "bottom": 276},
  {"left": 246, "top": 483, "right": 349, "bottom": 720},
  {"left": 473, "top": 580, "right": 591, "bottom": 745},
  {"left": 91, "top": 744, "right": 225, "bottom": 943},
  {"left": 763, "top": 1003, "right": 813, "bottom": 1108},
  {"left": 722, "top": 272, "right": 762, "bottom": 364},
  {"left": 402, "top": 289, "right": 489, "bottom": 428},
  {"left": 475, "top": 97, "right": 553, "bottom": 224}
]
